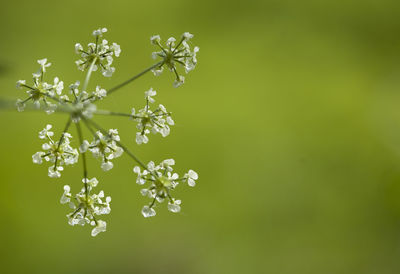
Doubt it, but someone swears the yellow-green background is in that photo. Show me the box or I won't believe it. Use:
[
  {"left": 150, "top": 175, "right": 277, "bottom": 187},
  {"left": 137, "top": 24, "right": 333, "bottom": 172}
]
[{"left": 1, "top": 0, "right": 400, "bottom": 273}]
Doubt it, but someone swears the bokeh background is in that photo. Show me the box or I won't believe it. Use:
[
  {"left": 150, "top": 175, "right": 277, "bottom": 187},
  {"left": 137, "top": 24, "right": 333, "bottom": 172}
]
[{"left": 1, "top": 0, "right": 400, "bottom": 273}]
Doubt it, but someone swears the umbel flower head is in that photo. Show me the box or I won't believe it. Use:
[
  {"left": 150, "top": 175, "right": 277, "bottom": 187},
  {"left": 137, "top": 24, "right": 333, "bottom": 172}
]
[
  {"left": 33, "top": 124, "right": 79, "bottom": 178},
  {"left": 15, "top": 27, "right": 199, "bottom": 236},
  {"left": 75, "top": 27, "right": 121, "bottom": 77},
  {"left": 61, "top": 178, "right": 111, "bottom": 237},
  {"left": 133, "top": 159, "right": 198, "bottom": 217},
  {"left": 150, "top": 32, "right": 199, "bottom": 87},
  {"left": 131, "top": 88, "right": 174, "bottom": 144},
  {"left": 80, "top": 129, "right": 123, "bottom": 171},
  {"left": 16, "top": 59, "right": 64, "bottom": 114}
]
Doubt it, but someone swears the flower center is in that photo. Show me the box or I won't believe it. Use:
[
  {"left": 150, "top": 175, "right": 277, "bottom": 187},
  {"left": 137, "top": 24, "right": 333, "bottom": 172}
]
[{"left": 157, "top": 176, "right": 172, "bottom": 187}]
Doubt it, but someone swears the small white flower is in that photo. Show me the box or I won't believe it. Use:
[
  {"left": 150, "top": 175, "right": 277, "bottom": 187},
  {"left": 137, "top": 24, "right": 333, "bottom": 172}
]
[
  {"left": 75, "top": 28, "right": 120, "bottom": 77},
  {"left": 39, "top": 124, "right": 54, "bottom": 139},
  {"left": 48, "top": 165, "right": 63, "bottom": 178},
  {"left": 32, "top": 152, "right": 45, "bottom": 164},
  {"left": 135, "top": 159, "right": 195, "bottom": 216},
  {"left": 37, "top": 58, "right": 51, "bottom": 72},
  {"left": 182, "top": 32, "right": 194, "bottom": 40},
  {"left": 94, "top": 86, "right": 107, "bottom": 99},
  {"left": 92, "top": 27, "right": 107, "bottom": 37},
  {"left": 86, "top": 129, "right": 123, "bottom": 171},
  {"left": 168, "top": 199, "right": 181, "bottom": 213},
  {"left": 133, "top": 166, "right": 149, "bottom": 185},
  {"left": 111, "top": 43, "right": 121, "bottom": 57},
  {"left": 36, "top": 126, "right": 78, "bottom": 178},
  {"left": 132, "top": 92, "right": 174, "bottom": 144},
  {"left": 83, "top": 177, "right": 99, "bottom": 188},
  {"left": 75, "top": 43, "right": 83, "bottom": 54},
  {"left": 63, "top": 179, "right": 111, "bottom": 236},
  {"left": 102, "top": 66, "right": 115, "bottom": 77},
  {"left": 144, "top": 88, "right": 156, "bottom": 103},
  {"left": 53, "top": 77, "right": 64, "bottom": 95},
  {"left": 32, "top": 71, "right": 41, "bottom": 79},
  {"left": 16, "top": 80, "right": 26, "bottom": 89},
  {"left": 150, "top": 33, "right": 198, "bottom": 87},
  {"left": 16, "top": 99, "right": 26, "bottom": 112},
  {"left": 162, "top": 158, "right": 175, "bottom": 167},
  {"left": 60, "top": 185, "right": 71, "bottom": 204},
  {"left": 150, "top": 35, "right": 161, "bottom": 45},
  {"left": 15, "top": 60, "right": 62, "bottom": 110},
  {"left": 136, "top": 131, "right": 149, "bottom": 145},
  {"left": 69, "top": 81, "right": 80, "bottom": 95},
  {"left": 79, "top": 140, "right": 90, "bottom": 153},
  {"left": 142, "top": 205, "right": 156, "bottom": 218},
  {"left": 101, "top": 161, "right": 113, "bottom": 171},
  {"left": 173, "top": 75, "right": 185, "bottom": 88},
  {"left": 166, "top": 37, "right": 176, "bottom": 47},
  {"left": 151, "top": 65, "right": 164, "bottom": 76},
  {"left": 91, "top": 220, "right": 107, "bottom": 237},
  {"left": 185, "top": 169, "right": 198, "bottom": 187}
]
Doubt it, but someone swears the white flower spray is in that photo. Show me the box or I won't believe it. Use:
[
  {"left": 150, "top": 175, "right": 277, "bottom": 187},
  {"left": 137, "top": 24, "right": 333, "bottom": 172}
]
[{"left": 16, "top": 28, "right": 199, "bottom": 237}]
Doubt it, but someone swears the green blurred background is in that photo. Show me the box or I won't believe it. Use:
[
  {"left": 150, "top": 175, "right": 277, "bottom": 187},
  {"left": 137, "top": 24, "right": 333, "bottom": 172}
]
[{"left": 1, "top": 0, "right": 400, "bottom": 273}]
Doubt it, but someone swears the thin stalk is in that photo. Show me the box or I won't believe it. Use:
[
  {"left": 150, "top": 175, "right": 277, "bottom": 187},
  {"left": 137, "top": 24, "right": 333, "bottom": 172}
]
[
  {"left": 82, "top": 57, "right": 98, "bottom": 92},
  {"left": 94, "top": 110, "right": 137, "bottom": 118},
  {"left": 43, "top": 93, "right": 68, "bottom": 105},
  {"left": 101, "top": 61, "right": 164, "bottom": 99},
  {"left": 75, "top": 121, "right": 89, "bottom": 198},
  {"left": 54, "top": 117, "right": 72, "bottom": 169}
]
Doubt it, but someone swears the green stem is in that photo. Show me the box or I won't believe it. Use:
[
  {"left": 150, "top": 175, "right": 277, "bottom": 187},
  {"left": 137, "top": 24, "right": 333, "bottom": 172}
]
[
  {"left": 82, "top": 57, "right": 98, "bottom": 92},
  {"left": 54, "top": 117, "right": 72, "bottom": 169},
  {"left": 75, "top": 121, "right": 89, "bottom": 198},
  {"left": 93, "top": 110, "right": 139, "bottom": 118},
  {"left": 100, "top": 61, "right": 164, "bottom": 99}
]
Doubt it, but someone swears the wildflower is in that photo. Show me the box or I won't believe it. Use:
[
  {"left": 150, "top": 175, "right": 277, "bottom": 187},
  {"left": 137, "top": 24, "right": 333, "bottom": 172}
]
[
  {"left": 94, "top": 86, "right": 107, "bottom": 99},
  {"left": 92, "top": 220, "right": 107, "bottom": 236},
  {"left": 15, "top": 59, "right": 64, "bottom": 114},
  {"left": 144, "top": 87, "right": 156, "bottom": 103},
  {"left": 53, "top": 77, "right": 64, "bottom": 95},
  {"left": 75, "top": 28, "right": 121, "bottom": 77},
  {"left": 37, "top": 58, "right": 51, "bottom": 73},
  {"left": 168, "top": 199, "right": 181, "bottom": 213},
  {"left": 16, "top": 27, "right": 199, "bottom": 236},
  {"left": 92, "top": 27, "right": 107, "bottom": 37},
  {"left": 133, "top": 159, "right": 197, "bottom": 217},
  {"left": 33, "top": 124, "right": 79, "bottom": 178},
  {"left": 131, "top": 90, "right": 174, "bottom": 144},
  {"left": 81, "top": 129, "right": 123, "bottom": 171},
  {"left": 60, "top": 185, "right": 73, "bottom": 207},
  {"left": 62, "top": 178, "right": 111, "bottom": 237},
  {"left": 150, "top": 32, "right": 199, "bottom": 87},
  {"left": 142, "top": 205, "right": 156, "bottom": 217},
  {"left": 184, "top": 169, "right": 198, "bottom": 187},
  {"left": 65, "top": 82, "right": 107, "bottom": 122}
]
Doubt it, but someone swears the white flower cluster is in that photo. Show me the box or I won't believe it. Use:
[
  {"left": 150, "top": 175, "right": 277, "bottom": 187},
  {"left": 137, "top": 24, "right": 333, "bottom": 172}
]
[
  {"left": 80, "top": 129, "right": 123, "bottom": 171},
  {"left": 150, "top": 32, "right": 199, "bottom": 87},
  {"left": 75, "top": 27, "right": 121, "bottom": 77},
  {"left": 32, "top": 124, "right": 79, "bottom": 178},
  {"left": 66, "top": 81, "right": 109, "bottom": 122},
  {"left": 16, "top": 58, "right": 64, "bottom": 114},
  {"left": 133, "top": 159, "right": 198, "bottom": 217},
  {"left": 16, "top": 27, "right": 199, "bottom": 236},
  {"left": 131, "top": 88, "right": 174, "bottom": 144},
  {"left": 68, "top": 80, "right": 108, "bottom": 102},
  {"left": 60, "top": 178, "right": 111, "bottom": 237}
]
